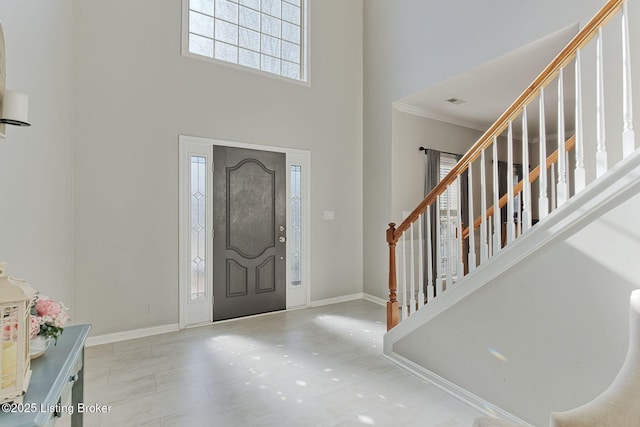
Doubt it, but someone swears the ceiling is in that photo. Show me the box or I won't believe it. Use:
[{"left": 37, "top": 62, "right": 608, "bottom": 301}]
[{"left": 395, "top": 24, "right": 580, "bottom": 140}]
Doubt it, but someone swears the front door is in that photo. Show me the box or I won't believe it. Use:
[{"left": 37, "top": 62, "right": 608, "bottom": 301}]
[{"left": 212, "top": 146, "right": 286, "bottom": 321}]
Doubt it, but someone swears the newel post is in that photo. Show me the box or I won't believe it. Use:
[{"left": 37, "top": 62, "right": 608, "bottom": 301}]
[{"left": 386, "top": 223, "right": 399, "bottom": 331}]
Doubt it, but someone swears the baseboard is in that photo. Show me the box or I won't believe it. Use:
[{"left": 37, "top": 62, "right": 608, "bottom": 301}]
[
  {"left": 86, "top": 294, "right": 378, "bottom": 346},
  {"left": 310, "top": 293, "right": 364, "bottom": 307},
  {"left": 384, "top": 352, "right": 533, "bottom": 427},
  {"left": 86, "top": 323, "right": 180, "bottom": 347},
  {"left": 363, "top": 293, "right": 387, "bottom": 307}
]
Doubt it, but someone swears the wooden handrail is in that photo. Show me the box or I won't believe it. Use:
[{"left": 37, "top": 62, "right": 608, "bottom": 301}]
[
  {"left": 386, "top": 0, "right": 626, "bottom": 331},
  {"left": 461, "top": 135, "right": 576, "bottom": 239},
  {"left": 390, "top": 0, "right": 624, "bottom": 245}
]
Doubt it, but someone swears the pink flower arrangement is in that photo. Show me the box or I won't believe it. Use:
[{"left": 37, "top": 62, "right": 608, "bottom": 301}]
[{"left": 30, "top": 294, "right": 70, "bottom": 343}]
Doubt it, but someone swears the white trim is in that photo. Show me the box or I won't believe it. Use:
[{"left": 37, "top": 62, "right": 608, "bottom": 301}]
[
  {"left": 384, "top": 352, "right": 534, "bottom": 427},
  {"left": 363, "top": 293, "right": 387, "bottom": 307},
  {"left": 180, "top": 0, "right": 310, "bottom": 86},
  {"left": 86, "top": 324, "right": 180, "bottom": 347},
  {"left": 393, "top": 102, "right": 487, "bottom": 132},
  {"left": 180, "top": 134, "right": 311, "bottom": 157},
  {"left": 286, "top": 152, "right": 311, "bottom": 308},
  {"left": 86, "top": 293, "right": 366, "bottom": 347},
  {"left": 385, "top": 147, "right": 640, "bottom": 353},
  {"left": 179, "top": 140, "right": 214, "bottom": 327},
  {"left": 310, "top": 293, "right": 363, "bottom": 307},
  {"left": 178, "top": 135, "right": 311, "bottom": 326}
]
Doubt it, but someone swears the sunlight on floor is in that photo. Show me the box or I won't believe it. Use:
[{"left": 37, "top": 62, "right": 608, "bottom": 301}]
[{"left": 83, "top": 300, "right": 485, "bottom": 426}]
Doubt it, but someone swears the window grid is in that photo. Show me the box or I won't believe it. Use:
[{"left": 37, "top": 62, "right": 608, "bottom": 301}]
[
  {"left": 190, "top": 156, "right": 207, "bottom": 301},
  {"left": 187, "top": 0, "right": 304, "bottom": 81},
  {"left": 438, "top": 153, "right": 459, "bottom": 276},
  {"left": 290, "top": 165, "right": 302, "bottom": 286},
  {"left": 439, "top": 153, "right": 458, "bottom": 212}
]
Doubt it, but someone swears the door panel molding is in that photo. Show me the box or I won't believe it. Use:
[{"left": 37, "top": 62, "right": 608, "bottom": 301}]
[
  {"left": 226, "top": 259, "right": 248, "bottom": 297},
  {"left": 226, "top": 158, "right": 276, "bottom": 259},
  {"left": 256, "top": 256, "right": 276, "bottom": 294}
]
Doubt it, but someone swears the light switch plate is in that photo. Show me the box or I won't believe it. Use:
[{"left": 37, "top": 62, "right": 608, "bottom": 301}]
[{"left": 323, "top": 210, "right": 335, "bottom": 220}]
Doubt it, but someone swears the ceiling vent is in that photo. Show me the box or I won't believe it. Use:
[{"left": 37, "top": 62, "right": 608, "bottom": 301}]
[{"left": 445, "top": 98, "right": 466, "bottom": 105}]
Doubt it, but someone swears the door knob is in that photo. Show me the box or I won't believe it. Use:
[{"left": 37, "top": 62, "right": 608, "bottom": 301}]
[{"left": 279, "top": 236, "right": 286, "bottom": 243}]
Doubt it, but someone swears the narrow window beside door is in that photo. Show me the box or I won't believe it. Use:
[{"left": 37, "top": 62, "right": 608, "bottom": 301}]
[
  {"left": 290, "top": 165, "right": 302, "bottom": 286},
  {"left": 190, "top": 156, "right": 207, "bottom": 301}
]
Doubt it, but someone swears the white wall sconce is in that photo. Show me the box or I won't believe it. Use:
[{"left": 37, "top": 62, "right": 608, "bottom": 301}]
[
  {"left": 0, "top": 22, "right": 31, "bottom": 138},
  {"left": 0, "top": 90, "right": 30, "bottom": 127}
]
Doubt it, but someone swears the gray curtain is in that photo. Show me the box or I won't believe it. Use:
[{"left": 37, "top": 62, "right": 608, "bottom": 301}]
[
  {"left": 423, "top": 150, "right": 440, "bottom": 300},
  {"left": 422, "top": 150, "right": 468, "bottom": 298}
]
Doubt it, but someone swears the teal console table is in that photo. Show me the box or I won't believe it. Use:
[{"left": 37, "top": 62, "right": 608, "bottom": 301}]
[{"left": 0, "top": 325, "right": 91, "bottom": 427}]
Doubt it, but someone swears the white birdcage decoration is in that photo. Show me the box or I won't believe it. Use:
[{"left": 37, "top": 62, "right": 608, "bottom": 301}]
[{"left": 0, "top": 263, "right": 34, "bottom": 403}]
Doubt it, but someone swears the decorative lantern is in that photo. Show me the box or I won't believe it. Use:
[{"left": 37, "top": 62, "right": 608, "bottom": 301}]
[{"left": 0, "top": 263, "right": 34, "bottom": 403}]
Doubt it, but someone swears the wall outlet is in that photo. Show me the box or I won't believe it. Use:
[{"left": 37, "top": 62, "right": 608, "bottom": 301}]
[{"left": 323, "top": 210, "right": 335, "bottom": 220}]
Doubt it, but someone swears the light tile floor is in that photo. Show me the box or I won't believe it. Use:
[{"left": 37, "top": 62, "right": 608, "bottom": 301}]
[{"left": 75, "top": 300, "right": 483, "bottom": 427}]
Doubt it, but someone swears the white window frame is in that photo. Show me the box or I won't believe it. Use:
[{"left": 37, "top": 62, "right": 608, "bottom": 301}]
[
  {"left": 178, "top": 135, "right": 311, "bottom": 327},
  {"left": 180, "top": 0, "right": 311, "bottom": 85},
  {"left": 285, "top": 151, "right": 310, "bottom": 309},
  {"left": 179, "top": 141, "right": 215, "bottom": 326}
]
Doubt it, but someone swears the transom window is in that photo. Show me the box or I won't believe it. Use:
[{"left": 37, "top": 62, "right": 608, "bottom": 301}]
[{"left": 185, "top": 0, "right": 306, "bottom": 81}]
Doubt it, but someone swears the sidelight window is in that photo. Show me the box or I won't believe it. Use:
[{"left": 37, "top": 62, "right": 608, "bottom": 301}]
[
  {"left": 290, "top": 165, "right": 302, "bottom": 286},
  {"left": 190, "top": 156, "right": 208, "bottom": 301}
]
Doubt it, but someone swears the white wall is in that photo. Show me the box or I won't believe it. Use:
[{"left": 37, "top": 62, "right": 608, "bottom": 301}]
[
  {"left": 391, "top": 110, "right": 483, "bottom": 222},
  {"left": 393, "top": 184, "right": 640, "bottom": 426},
  {"left": 363, "top": 0, "right": 613, "bottom": 301},
  {"left": 72, "top": 0, "right": 364, "bottom": 335},
  {"left": 0, "top": 2, "right": 74, "bottom": 307}
]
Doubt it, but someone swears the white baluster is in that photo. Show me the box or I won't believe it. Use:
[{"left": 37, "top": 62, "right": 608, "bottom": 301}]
[
  {"left": 480, "top": 150, "right": 488, "bottom": 263},
  {"left": 506, "top": 122, "right": 515, "bottom": 244},
  {"left": 515, "top": 201, "right": 520, "bottom": 238},
  {"left": 401, "top": 230, "right": 408, "bottom": 319},
  {"left": 596, "top": 26, "right": 608, "bottom": 177},
  {"left": 456, "top": 176, "right": 465, "bottom": 278},
  {"left": 488, "top": 215, "right": 493, "bottom": 257},
  {"left": 435, "top": 196, "right": 444, "bottom": 296},
  {"left": 522, "top": 105, "right": 532, "bottom": 232},
  {"left": 417, "top": 213, "right": 425, "bottom": 308},
  {"left": 467, "top": 164, "right": 476, "bottom": 271},
  {"left": 557, "top": 68, "right": 568, "bottom": 206},
  {"left": 539, "top": 88, "right": 549, "bottom": 219},
  {"left": 492, "top": 137, "right": 502, "bottom": 252},
  {"left": 446, "top": 184, "right": 453, "bottom": 290},
  {"left": 550, "top": 163, "right": 557, "bottom": 212},
  {"left": 575, "top": 50, "right": 586, "bottom": 193},
  {"left": 409, "top": 223, "right": 416, "bottom": 313},
  {"left": 622, "top": 1, "right": 635, "bottom": 158},
  {"left": 566, "top": 151, "right": 571, "bottom": 198},
  {"left": 426, "top": 207, "right": 435, "bottom": 303}
]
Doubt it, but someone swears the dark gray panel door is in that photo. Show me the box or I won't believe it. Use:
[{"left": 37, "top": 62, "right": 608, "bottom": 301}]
[{"left": 213, "top": 146, "right": 286, "bottom": 321}]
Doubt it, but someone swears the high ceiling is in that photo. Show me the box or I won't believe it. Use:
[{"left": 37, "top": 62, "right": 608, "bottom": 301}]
[{"left": 395, "top": 24, "right": 580, "bottom": 139}]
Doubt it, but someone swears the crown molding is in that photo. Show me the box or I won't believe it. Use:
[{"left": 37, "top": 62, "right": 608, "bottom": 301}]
[{"left": 393, "top": 102, "right": 488, "bottom": 132}]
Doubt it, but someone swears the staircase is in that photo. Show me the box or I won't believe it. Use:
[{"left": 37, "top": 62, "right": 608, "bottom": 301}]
[{"left": 382, "top": 0, "right": 639, "bottom": 425}]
